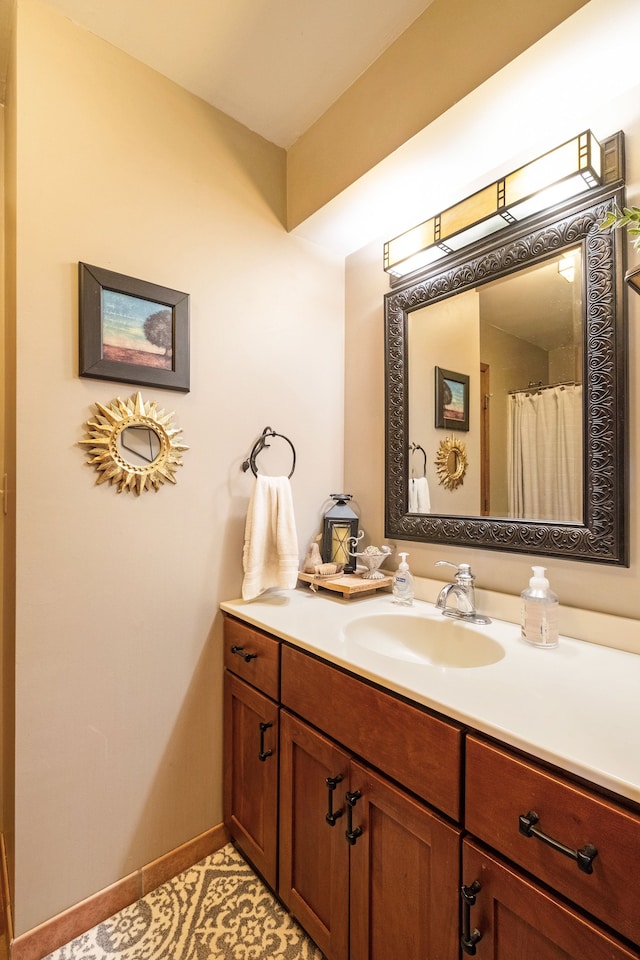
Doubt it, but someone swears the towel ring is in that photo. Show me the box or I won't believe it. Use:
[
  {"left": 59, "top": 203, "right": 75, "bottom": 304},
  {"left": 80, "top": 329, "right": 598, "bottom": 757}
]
[
  {"left": 409, "top": 442, "right": 427, "bottom": 477},
  {"left": 242, "top": 427, "right": 296, "bottom": 479}
]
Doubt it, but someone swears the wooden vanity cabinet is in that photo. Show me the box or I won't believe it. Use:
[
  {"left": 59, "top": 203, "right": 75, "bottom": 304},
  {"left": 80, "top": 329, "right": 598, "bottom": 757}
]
[
  {"left": 223, "top": 614, "right": 640, "bottom": 960},
  {"left": 278, "top": 708, "right": 461, "bottom": 960},
  {"left": 464, "top": 735, "right": 640, "bottom": 959},
  {"left": 279, "top": 645, "right": 463, "bottom": 960},
  {"left": 223, "top": 620, "right": 280, "bottom": 889}
]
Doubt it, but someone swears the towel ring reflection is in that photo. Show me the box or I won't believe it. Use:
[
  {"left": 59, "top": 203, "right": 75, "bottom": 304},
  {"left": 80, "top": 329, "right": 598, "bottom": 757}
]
[
  {"left": 409, "top": 442, "right": 427, "bottom": 478},
  {"left": 242, "top": 427, "right": 296, "bottom": 479}
]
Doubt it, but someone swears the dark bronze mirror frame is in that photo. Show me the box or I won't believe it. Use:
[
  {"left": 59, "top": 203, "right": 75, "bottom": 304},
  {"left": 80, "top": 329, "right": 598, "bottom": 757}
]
[{"left": 384, "top": 174, "right": 628, "bottom": 565}]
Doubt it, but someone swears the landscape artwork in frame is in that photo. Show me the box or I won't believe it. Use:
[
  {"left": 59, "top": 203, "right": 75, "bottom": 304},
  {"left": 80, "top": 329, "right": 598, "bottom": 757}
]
[
  {"left": 435, "top": 366, "right": 469, "bottom": 431},
  {"left": 79, "top": 262, "right": 190, "bottom": 392}
]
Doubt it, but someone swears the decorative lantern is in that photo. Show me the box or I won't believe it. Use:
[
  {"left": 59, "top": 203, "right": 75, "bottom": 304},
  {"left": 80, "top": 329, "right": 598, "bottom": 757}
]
[{"left": 321, "top": 494, "right": 360, "bottom": 574}]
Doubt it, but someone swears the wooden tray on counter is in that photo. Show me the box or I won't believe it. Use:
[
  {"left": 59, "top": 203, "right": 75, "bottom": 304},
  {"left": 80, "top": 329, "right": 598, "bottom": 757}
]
[{"left": 297, "top": 571, "right": 393, "bottom": 597}]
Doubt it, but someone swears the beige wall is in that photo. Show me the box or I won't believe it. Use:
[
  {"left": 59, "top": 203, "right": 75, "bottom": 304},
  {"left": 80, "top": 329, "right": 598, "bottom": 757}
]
[
  {"left": 287, "top": 0, "right": 589, "bottom": 228},
  {"left": 10, "top": 0, "right": 344, "bottom": 934},
  {"left": 408, "top": 292, "right": 481, "bottom": 515}
]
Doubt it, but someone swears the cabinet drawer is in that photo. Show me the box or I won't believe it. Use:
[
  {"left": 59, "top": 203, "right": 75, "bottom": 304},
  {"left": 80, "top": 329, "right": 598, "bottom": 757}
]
[
  {"left": 281, "top": 644, "right": 463, "bottom": 821},
  {"left": 466, "top": 735, "right": 640, "bottom": 945},
  {"left": 223, "top": 616, "right": 280, "bottom": 700}
]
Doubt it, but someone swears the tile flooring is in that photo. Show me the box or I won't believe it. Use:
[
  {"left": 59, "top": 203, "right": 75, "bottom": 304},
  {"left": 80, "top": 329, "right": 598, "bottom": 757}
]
[{"left": 43, "top": 844, "right": 324, "bottom": 960}]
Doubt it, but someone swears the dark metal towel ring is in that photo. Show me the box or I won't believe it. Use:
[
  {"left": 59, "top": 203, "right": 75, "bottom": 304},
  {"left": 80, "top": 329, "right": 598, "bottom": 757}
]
[
  {"left": 242, "top": 427, "right": 296, "bottom": 479},
  {"left": 409, "top": 442, "right": 427, "bottom": 477}
]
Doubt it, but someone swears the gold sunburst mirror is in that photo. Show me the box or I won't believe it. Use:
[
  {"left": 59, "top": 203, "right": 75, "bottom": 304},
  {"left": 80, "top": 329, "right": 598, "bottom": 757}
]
[
  {"left": 79, "top": 392, "right": 188, "bottom": 495},
  {"left": 435, "top": 436, "right": 467, "bottom": 491}
]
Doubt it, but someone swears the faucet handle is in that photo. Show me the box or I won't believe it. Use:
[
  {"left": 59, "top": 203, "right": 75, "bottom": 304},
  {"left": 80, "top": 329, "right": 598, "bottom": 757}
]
[{"left": 435, "top": 560, "right": 474, "bottom": 582}]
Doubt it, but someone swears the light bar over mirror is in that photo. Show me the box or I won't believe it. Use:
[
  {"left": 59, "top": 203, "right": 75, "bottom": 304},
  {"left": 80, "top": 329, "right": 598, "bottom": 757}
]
[{"left": 384, "top": 131, "right": 603, "bottom": 280}]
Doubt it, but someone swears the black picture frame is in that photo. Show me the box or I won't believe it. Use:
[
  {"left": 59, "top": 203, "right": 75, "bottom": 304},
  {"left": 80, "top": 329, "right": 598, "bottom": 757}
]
[
  {"left": 79, "top": 262, "right": 190, "bottom": 393},
  {"left": 435, "top": 366, "right": 469, "bottom": 431}
]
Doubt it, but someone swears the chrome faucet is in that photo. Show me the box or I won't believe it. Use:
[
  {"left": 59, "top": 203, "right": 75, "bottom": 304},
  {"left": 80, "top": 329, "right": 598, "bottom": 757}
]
[{"left": 435, "top": 561, "right": 491, "bottom": 624}]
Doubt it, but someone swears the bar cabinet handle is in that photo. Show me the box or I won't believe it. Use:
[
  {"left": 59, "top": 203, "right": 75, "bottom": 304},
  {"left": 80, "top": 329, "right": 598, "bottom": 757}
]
[
  {"left": 231, "top": 644, "right": 258, "bottom": 663},
  {"left": 325, "top": 775, "right": 344, "bottom": 826},
  {"left": 519, "top": 811, "right": 598, "bottom": 874},
  {"left": 258, "top": 721, "right": 273, "bottom": 762},
  {"left": 460, "top": 881, "right": 483, "bottom": 955},
  {"left": 345, "top": 790, "right": 363, "bottom": 845}
]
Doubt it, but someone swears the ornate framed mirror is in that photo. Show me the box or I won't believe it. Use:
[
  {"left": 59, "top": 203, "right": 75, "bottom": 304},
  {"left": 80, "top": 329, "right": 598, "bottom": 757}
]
[{"left": 384, "top": 163, "right": 628, "bottom": 564}]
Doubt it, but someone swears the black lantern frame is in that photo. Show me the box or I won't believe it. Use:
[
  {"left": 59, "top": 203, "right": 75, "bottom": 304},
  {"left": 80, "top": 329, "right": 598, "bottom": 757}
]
[{"left": 321, "top": 494, "right": 360, "bottom": 574}]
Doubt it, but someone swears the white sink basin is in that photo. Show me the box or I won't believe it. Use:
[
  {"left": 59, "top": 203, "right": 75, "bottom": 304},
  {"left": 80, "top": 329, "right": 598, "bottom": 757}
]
[{"left": 343, "top": 613, "right": 505, "bottom": 668}]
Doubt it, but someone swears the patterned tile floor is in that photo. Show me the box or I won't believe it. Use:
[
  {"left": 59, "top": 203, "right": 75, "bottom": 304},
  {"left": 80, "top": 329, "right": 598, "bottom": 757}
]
[{"left": 44, "top": 844, "right": 324, "bottom": 960}]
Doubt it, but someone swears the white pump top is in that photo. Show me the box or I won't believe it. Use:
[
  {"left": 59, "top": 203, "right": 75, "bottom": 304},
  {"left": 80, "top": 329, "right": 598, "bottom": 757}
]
[
  {"left": 398, "top": 552, "right": 409, "bottom": 571},
  {"left": 530, "top": 566, "right": 549, "bottom": 588}
]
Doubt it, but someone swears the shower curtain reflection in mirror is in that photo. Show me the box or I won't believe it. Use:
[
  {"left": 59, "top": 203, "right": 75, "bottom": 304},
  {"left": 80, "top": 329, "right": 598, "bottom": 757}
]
[{"left": 508, "top": 384, "right": 583, "bottom": 522}]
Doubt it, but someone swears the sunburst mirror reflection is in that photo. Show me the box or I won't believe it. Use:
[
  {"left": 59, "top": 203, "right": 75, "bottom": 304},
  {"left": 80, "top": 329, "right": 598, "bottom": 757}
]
[
  {"left": 435, "top": 436, "right": 468, "bottom": 491},
  {"left": 79, "top": 391, "right": 188, "bottom": 495}
]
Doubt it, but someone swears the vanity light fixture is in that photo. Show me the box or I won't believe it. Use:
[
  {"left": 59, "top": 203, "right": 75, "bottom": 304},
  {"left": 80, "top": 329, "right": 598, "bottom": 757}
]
[{"left": 383, "top": 130, "right": 602, "bottom": 279}]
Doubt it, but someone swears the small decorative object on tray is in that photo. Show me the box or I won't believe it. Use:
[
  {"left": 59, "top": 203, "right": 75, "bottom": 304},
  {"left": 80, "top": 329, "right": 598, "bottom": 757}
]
[
  {"left": 348, "top": 533, "right": 392, "bottom": 580},
  {"left": 297, "top": 530, "right": 393, "bottom": 597},
  {"left": 302, "top": 538, "right": 323, "bottom": 573},
  {"left": 312, "top": 562, "right": 345, "bottom": 577}
]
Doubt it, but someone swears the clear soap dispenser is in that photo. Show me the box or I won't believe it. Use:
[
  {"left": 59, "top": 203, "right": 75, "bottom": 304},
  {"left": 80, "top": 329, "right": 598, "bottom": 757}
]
[
  {"left": 392, "top": 552, "right": 414, "bottom": 605},
  {"left": 520, "top": 566, "right": 559, "bottom": 648}
]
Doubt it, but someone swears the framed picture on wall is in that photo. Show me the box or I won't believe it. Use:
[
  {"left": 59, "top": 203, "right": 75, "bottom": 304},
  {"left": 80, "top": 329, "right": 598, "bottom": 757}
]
[
  {"left": 435, "top": 366, "right": 469, "bottom": 431},
  {"left": 79, "top": 263, "right": 190, "bottom": 392}
]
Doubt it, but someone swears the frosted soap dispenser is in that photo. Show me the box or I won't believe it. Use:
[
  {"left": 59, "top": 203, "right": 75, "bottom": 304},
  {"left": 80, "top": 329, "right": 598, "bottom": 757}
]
[{"left": 520, "top": 566, "right": 559, "bottom": 648}]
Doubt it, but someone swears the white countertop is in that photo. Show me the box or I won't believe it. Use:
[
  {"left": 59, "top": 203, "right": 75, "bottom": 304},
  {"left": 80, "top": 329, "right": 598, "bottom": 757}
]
[{"left": 220, "top": 587, "right": 640, "bottom": 806}]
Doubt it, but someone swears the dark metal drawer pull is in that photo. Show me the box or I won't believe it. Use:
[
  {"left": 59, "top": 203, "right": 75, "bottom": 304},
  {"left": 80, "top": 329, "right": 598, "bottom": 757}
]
[
  {"left": 231, "top": 644, "right": 258, "bottom": 663},
  {"left": 519, "top": 811, "right": 598, "bottom": 874},
  {"left": 460, "top": 881, "right": 483, "bottom": 955},
  {"left": 258, "top": 721, "right": 273, "bottom": 761},
  {"left": 325, "top": 775, "right": 344, "bottom": 826},
  {"left": 345, "top": 790, "right": 363, "bottom": 845}
]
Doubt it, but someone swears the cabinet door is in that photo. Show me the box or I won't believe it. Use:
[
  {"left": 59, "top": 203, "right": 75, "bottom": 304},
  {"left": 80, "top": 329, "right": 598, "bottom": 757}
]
[
  {"left": 349, "top": 760, "right": 461, "bottom": 960},
  {"left": 279, "top": 710, "right": 350, "bottom": 960},
  {"left": 223, "top": 670, "right": 279, "bottom": 889},
  {"left": 461, "top": 839, "right": 639, "bottom": 960}
]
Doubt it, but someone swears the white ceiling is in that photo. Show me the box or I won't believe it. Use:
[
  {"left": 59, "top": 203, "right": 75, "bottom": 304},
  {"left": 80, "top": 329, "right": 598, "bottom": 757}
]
[{"left": 12, "top": 0, "right": 435, "bottom": 148}]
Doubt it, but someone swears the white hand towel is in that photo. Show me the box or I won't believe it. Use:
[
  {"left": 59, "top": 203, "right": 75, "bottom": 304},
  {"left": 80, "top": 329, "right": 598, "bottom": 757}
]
[
  {"left": 409, "top": 478, "right": 419, "bottom": 512},
  {"left": 242, "top": 475, "right": 299, "bottom": 600},
  {"left": 409, "top": 476, "right": 431, "bottom": 513}
]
